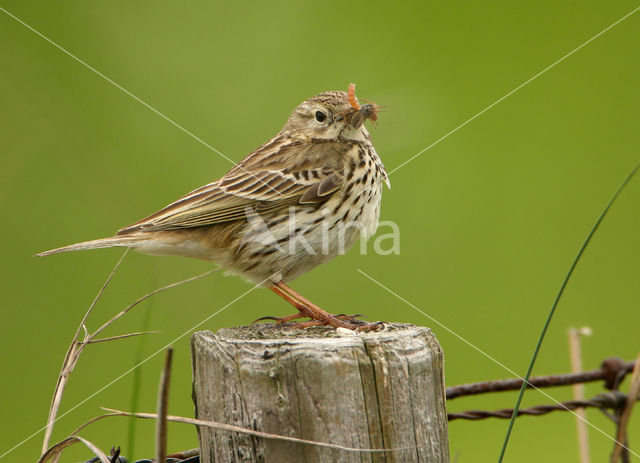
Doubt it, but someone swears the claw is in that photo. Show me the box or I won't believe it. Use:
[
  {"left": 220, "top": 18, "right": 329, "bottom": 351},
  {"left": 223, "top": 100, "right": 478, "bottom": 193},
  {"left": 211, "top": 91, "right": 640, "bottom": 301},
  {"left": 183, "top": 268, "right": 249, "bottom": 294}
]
[
  {"left": 252, "top": 316, "right": 280, "bottom": 323},
  {"left": 333, "top": 313, "right": 365, "bottom": 319}
]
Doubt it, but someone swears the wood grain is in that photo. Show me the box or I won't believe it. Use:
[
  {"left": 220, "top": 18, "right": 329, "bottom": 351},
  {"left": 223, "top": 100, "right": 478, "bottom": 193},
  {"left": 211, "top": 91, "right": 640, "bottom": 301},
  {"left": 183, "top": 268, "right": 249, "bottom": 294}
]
[{"left": 191, "top": 323, "right": 449, "bottom": 462}]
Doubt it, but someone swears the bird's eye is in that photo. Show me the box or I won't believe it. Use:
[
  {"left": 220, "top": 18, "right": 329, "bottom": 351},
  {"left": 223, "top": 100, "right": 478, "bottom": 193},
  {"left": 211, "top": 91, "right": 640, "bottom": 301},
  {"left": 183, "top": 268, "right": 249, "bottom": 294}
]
[{"left": 314, "top": 111, "right": 327, "bottom": 123}]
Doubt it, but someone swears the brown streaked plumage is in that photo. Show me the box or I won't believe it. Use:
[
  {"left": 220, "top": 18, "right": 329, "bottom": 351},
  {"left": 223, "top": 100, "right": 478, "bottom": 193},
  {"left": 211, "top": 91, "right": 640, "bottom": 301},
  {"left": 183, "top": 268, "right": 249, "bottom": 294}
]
[{"left": 38, "top": 84, "right": 389, "bottom": 330}]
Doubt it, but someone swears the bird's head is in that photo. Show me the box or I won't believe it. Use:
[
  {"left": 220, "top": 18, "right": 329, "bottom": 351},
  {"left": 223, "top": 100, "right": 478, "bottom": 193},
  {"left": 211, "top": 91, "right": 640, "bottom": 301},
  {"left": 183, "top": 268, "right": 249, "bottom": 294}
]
[{"left": 282, "top": 84, "right": 380, "bottom": 142}]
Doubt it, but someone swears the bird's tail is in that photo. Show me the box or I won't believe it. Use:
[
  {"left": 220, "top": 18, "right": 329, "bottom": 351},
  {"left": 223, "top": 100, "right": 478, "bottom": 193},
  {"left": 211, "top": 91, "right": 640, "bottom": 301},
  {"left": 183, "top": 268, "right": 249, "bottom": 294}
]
[{"left": 36, "top": 236, "right": 146, "bottom": 257}]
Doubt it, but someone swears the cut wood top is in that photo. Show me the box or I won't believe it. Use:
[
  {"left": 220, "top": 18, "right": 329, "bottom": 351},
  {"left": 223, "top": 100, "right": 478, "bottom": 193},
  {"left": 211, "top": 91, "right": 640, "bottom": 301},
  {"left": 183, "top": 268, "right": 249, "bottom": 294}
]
[{"left": 209, "top": 322, "right": 430, "bottom": 341}]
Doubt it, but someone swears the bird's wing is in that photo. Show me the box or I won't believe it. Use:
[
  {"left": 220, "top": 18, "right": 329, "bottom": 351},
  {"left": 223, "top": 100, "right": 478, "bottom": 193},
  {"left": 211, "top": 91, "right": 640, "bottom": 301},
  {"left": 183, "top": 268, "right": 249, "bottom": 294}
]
[{"left": 117, "top": 138, "right": 346, "bottom": 234}]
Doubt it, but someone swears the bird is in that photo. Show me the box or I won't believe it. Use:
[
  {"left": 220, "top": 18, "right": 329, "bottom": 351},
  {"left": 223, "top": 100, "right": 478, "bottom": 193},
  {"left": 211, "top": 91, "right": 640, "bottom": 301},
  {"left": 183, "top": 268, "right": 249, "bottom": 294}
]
[{"left": 38, "top": 84, "right": 389, "bottom": 330}]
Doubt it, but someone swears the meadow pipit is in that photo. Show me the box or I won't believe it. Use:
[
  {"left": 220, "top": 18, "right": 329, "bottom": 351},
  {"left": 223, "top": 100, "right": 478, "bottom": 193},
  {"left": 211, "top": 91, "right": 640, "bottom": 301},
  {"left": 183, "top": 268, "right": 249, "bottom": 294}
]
[{"left": 39, "top": 84, "right": 389, "bottom": 330}]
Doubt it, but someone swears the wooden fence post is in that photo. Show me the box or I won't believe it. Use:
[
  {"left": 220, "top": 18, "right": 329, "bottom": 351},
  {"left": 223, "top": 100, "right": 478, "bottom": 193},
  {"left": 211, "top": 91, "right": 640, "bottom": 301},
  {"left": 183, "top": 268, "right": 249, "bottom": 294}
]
[{"left": 191, "top": 323, "right": 449, "bottom": 462}]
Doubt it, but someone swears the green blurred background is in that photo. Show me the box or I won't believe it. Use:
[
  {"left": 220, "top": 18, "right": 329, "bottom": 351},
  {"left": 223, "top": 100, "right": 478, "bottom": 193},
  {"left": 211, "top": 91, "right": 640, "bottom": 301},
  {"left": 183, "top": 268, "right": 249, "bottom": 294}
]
[{"left": 2, "top": 1, "right": 639, "bottom": 461}]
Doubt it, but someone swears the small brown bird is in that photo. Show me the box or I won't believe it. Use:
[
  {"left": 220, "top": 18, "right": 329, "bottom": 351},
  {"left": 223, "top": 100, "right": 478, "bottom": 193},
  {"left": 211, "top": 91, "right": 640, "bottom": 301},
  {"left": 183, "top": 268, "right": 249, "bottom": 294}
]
[{"left": 38, "top": 84, "right": 389, "bottom": 330}]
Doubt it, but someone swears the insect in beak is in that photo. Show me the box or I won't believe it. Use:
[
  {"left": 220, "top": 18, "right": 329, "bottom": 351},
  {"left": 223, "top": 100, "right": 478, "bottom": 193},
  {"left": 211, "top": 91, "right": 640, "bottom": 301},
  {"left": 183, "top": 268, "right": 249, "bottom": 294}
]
[{"left": 347, "top": 83, "right": 379, "bottom": 128}]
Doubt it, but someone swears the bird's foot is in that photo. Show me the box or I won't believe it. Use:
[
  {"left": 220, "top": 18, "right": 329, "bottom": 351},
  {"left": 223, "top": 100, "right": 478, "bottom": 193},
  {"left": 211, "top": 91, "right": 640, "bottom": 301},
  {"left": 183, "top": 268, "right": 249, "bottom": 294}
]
[
  {"left": 294, "top": 315, "right": 384, "bottom": 332},
  {"left": 264, "top": 282, "right": 384, "bottom": 331},
  {"left": 253, "top": 305, "right": 315, "bottom": 324},
  {"left": 254, "top": 311, "right": 383, "bottom": 332}
]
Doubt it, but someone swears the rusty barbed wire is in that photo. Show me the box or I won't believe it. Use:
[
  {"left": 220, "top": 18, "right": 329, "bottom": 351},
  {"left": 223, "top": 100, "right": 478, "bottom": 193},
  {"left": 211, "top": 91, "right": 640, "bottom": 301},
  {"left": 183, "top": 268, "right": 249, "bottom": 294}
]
[
  {"left": 448, "top": 391, "right": 634, "bottom": 421},
  {"left": 86, "top": 447, "right": 200, "bottom": 462},
  {"left": 446, "top": 357, "right": 635, "bottom": 400}
]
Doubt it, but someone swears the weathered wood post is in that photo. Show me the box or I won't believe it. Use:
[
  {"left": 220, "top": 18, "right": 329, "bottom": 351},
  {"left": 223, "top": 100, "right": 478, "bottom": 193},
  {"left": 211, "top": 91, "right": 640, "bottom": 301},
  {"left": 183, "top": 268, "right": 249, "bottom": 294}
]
[{"left": 191, "top": 323, "right": 449, "bottom": 462}]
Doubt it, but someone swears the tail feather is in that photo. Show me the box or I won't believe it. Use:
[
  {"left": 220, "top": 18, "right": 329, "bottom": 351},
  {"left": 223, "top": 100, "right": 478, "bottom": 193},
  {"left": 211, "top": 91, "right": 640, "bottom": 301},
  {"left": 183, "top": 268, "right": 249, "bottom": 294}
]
[{"left": 36, "top": 236, "right": 144, "bottom": 257}]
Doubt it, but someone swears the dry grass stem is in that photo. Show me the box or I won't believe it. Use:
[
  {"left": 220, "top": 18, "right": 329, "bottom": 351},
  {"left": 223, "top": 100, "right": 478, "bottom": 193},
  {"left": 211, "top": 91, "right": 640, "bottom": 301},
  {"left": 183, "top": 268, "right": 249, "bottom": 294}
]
[
  {"left": 70, "top": 413, "right": 122, "bottom": 436},
  {"left": 38, "top": 436, "right": 110, "bottom": 463},
  {"left": 101, "top": 407, "right": 414, "bottom": 454},
  {"left": 568, "top": 327, "right": 591, "bottom": 463},
  {"left": 80, "top": 330, "right": 161, "bottom": 344},
  {"left": 90, "top": 269, "right": 216, "bottom": 340},
  {"left": 155, "top": 348, "right": 173, "bottom": 463},
  {"left": 41, "top": 249, "right": 129, "bottom": 454},
  {"left": 610, "top": 351, "right": 640, "bottom": 462},
  {"left": 40, "top": 255, "right": 214, "bottom": 457}
]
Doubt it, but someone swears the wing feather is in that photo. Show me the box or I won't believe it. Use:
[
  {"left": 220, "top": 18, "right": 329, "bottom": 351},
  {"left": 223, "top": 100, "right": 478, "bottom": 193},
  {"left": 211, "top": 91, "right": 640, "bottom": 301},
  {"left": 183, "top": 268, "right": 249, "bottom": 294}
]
[{"left": 117, "top": 137, "right": 350, "bottom": 235}]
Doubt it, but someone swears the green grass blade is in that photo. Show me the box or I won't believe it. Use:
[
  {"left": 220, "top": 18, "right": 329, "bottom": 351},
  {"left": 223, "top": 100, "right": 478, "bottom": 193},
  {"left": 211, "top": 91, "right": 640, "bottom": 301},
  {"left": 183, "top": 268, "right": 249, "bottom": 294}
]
[
  {"left": 126, "top": 273, "right": 157, "bottom": 460},
  {"left": 497, "top": 162, "right": 640, "bottom": 462}
]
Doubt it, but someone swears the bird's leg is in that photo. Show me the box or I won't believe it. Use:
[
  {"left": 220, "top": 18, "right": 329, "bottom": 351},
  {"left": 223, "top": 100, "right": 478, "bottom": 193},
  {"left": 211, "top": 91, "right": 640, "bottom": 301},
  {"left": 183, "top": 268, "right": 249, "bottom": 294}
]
[
  {"left": 274, "top": 282, "right": 346, "bottom": 327},
  {"left": 253, "top": 285, "right": 314, "bottom": 323},
  {"left": 264, "top": 281, "right": 381, "bottom": 331},
  {"left": 253, "top": 283, "right": 333, "bottom": 324}
]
